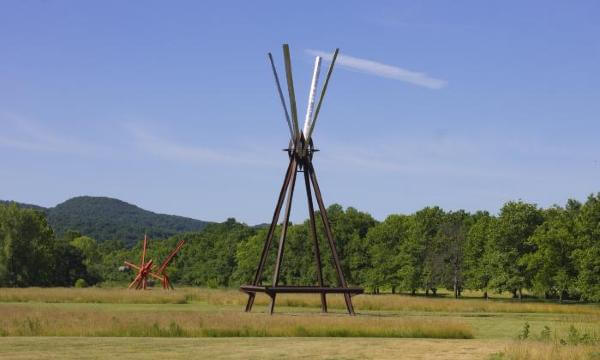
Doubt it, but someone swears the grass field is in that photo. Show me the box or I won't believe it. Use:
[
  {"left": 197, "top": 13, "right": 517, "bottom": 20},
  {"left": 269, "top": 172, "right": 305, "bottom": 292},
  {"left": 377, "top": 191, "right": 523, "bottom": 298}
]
[{"left": 0, "top": 287, "right": 599, "bottom": 359}]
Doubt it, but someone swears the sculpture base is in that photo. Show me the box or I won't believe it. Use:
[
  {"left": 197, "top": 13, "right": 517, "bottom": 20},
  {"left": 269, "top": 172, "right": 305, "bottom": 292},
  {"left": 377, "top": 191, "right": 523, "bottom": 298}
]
[
  {"left": 240, "top": 285, "right": 363, "bottom": 315},
  {"left": 240, "top": 284, "right": 363, "bottom": 295}
]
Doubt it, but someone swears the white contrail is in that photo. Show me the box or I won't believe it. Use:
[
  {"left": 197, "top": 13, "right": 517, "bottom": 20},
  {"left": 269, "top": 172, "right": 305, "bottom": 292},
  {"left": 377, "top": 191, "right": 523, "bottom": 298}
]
[{"left": 307, "top": 49, "right": 447, "bottom": 89}]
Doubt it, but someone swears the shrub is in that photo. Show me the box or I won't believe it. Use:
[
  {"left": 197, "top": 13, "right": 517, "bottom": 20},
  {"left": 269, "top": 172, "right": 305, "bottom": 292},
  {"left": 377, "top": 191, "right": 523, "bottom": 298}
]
[
  {"left": 518, "top": 322, "right": 530, "bottom": 340},
  {"left": 74, "top": 279, "right": 88, "bottom": 288}
]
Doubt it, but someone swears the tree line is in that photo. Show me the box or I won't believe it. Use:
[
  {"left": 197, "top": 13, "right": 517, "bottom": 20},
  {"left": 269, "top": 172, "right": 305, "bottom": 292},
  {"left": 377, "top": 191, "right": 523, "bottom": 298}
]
[{"left": 1, "top": 194, "right": 600, "bottom": 302}]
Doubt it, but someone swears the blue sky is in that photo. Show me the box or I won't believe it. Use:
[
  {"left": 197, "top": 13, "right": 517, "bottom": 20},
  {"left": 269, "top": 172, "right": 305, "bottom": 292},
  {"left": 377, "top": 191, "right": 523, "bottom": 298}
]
[{"left": 1, "top": 1, "right": 599, "bottom": 224}]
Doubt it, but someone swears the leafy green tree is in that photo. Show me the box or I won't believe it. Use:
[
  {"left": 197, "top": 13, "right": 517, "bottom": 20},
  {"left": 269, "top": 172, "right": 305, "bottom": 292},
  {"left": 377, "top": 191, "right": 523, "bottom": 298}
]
[
  {"left": 71, "top": 236, "right": 99, "bottom": 261},
  {"left": 70, "top": 235, "right": 101, "bottom": 282},
  {"left": 52, "top": 238, "right": 90, "bottom": 286},
  {"left": 488, "top": 201, "right": 543, "bottom": 300},
  {"left": 524, "top": 203, "right": 578, "bottom": 302},
  {"left": 0, "top": 203, "right": 55, "bottom": 286},
  {"left": 364, "top": 215, "right": 407, "bottom": 293},
  {"left": 464, "top": 211, "right": 496, "bottom": 299},
  {"left": 176, "top": 219, "right": 255, "bottom": 287},
  {"left": 280, "top": 224, "right": 315, "bottom": 285},
  {"left": 233, "top": 227, "right": 275, "bottom": 285},
  {"left": 438, "top": 210, "right": 470, "bottom": 298},
  {"left": 323, "top": 205, "right": 376, "bottom": 286},
  {"left": 64, "top": 230, "right": 82, "bottom": 243},
  {"left": 96, "top": 239, "right": 130, "bottom": 283},
  {"left": 407, "top": 207, "right": 445, "bottom": 295},
  {"left": 574, "top": 194, "right": 600, "bottom": 301}
]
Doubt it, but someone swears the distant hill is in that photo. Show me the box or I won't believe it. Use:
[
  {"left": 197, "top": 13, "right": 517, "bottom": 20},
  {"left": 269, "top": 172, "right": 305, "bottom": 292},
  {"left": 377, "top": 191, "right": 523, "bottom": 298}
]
[
  {"left": 1, "top": 196, "right": 211, "bottom": 247},
  {"left": 252, "top": 223, "right": 270, "bottom": 229},
  {"left": 0, "top": 200, "right": 46, "bottom": 212}
]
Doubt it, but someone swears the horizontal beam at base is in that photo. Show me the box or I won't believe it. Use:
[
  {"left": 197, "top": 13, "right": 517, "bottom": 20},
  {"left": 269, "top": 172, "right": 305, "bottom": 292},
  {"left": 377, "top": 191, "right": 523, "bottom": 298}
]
[{"left": 240, "top": 285, "right": 363, "bottom": 295}]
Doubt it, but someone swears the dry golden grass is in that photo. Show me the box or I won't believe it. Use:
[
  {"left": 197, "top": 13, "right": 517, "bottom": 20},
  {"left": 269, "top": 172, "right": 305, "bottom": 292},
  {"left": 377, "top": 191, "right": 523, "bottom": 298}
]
[
  {"left": 240, "top": 292, "right": 600, "bottom": 316},
  {"left": 0, "top": 287, "right": 192, "bottom": 304},
  {"left": 0, "top": 304, "right": 473, "bottom": 338},
  {"left": 498, "top": 341, "right": 600, "bottom": 360},
  {"left": 200, "top": 288, "right": 600, "bottom": 317},
  {"left": 2, "top": 287, "right": 600, "bottom": 316}
]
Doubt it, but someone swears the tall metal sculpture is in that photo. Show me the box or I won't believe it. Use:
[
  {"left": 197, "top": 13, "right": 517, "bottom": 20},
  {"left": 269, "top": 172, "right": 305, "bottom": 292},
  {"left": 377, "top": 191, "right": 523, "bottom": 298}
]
[
  {"left": 124, "top": 234, "right": 185, "bottom": 290},
  {"left": 240, "top": 44, "right": 363, "bottom": 315}
]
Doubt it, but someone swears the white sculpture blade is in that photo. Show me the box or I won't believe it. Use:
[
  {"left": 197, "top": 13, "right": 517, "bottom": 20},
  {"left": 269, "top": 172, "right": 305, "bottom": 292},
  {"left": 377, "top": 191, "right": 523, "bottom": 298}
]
[
  {"left": 302, "top": 56, "right": 322, "bottom": 140},
  {"left": 306, "top": 48, "right": 339, "bottom": 142}
]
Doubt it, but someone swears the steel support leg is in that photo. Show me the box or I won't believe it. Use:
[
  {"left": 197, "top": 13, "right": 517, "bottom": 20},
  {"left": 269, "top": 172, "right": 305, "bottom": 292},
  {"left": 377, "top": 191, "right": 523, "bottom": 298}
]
[
  {"left": 270, "top": 160, "right": 299, "bottom": 314},
  {"left": 308, "top": 162, "right": 355, "bottom": 315},
  {"left": 303, "top": 167, "right": 327, "bottom": 313},
  {"left": 245, "top": 158, "right": 295, "bottom": 312}
]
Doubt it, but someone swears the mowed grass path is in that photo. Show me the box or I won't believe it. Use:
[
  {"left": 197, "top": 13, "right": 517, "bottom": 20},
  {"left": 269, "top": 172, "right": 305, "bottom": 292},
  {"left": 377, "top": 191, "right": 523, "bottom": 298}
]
[
  {"left": 0, "top": 288, "right": 599, "bottom": 359},
  {"left": 0, "top": 337, "right": 506, "bottom": 360}
]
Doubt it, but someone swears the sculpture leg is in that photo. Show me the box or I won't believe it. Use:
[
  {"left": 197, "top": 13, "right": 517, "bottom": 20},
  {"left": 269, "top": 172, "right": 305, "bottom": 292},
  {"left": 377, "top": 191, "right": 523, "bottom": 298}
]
[
  {"left": 270, "top": 160, "right": 299, "bottom": 314},
  {"left": 245, "top": 158, "right": 295, "bottom": 312},
  {"left": 308, "top": 162, "right": 355, "bottom": 315},
  {"left": 304, "top": 168, "right": 327, "bottom": 313}
]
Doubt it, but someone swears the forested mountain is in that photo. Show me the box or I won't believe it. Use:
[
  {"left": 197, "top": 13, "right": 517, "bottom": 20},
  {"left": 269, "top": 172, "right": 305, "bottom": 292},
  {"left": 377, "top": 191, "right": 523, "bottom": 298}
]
[{"left": 1, "top": 196, "right": 211, "bottom": 246}]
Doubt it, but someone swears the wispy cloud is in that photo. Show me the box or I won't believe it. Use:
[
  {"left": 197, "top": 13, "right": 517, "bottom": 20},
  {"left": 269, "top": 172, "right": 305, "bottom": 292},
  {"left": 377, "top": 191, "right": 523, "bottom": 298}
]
[
  {"left": 0, "top": 112, "right": 105, "bottom": 154},
  {"left": 319, "top": 134, "right": 507, "bottom": 180},
  {"left": 317, "top": 130, "right": 597, "bottom": 186},
  {"left": 306, "top": 49, "right": 447, "bottom": 89},
  {"left": 126, "top": 124, "right": 277, "bottom": 167}
]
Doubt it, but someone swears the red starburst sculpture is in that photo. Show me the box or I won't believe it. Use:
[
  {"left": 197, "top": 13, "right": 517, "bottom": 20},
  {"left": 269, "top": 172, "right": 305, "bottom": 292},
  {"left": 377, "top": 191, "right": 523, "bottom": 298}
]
[{"left": 124, "top": 234, "right": 185, "bottom": 290}]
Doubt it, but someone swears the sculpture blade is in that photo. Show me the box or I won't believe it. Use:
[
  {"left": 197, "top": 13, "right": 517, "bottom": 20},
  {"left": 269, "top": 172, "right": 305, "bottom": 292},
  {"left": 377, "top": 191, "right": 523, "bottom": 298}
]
[
  {"left": 306, "top": 48, "right": 339, "bottom": 142},
  {"left": 302, "top": 56, "right": 322, "bottom": 139},
  {"left": 268, "top": 53, "right": 294, "bottom": 139},
  {"left": 141, "top": 233, "right": 147, "bottom": 266},
  {"left": 282, "top": 44, "right": 300, "bottom": 139}
]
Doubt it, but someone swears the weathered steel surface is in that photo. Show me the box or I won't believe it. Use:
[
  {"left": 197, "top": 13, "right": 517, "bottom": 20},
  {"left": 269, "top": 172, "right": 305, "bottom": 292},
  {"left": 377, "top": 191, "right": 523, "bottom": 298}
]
[
  {"left": 241, "top": 151, "right": 360, "bottom": 315},
  {"left": 269, "top": 52, "right": 294, "bottom": 140},
  {"left": 124, "top": 235, "right": 185, "bottom": 290},
  {"left": 245, "top": 159, "right": 296, "bottom": 312},
  {"left": 241, "top": 285, "right": 364, "bottom": 294},
  {"left": 270, "top": 159, "right": 299, "bottom": 314},
  {"left": 282, "top": 44, "right": 300, "bottom": 140},
  {"left": 240, "top": 45, "right": 362, "bottom": 316},
  {"left": 308, "top": 162, "right": 355, "bottom": 315},
  {"left": 271, "top": 162, "right": 298, "bottom": 288},
  {"left": 303, "top": 167, "right": 327, "bottom": 313}
]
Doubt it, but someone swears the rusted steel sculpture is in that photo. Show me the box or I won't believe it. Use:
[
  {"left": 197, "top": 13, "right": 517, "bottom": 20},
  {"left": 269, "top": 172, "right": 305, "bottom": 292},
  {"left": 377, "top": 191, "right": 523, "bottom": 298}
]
[
  {"left": 155, "top": 239, "right": 185, "bottom": 290},
  {"left": 124, "top": 234, "right": 185, "bottom": 290},
  {"left": 240, "top": 44, "right": 363, "bottom": 315}
]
